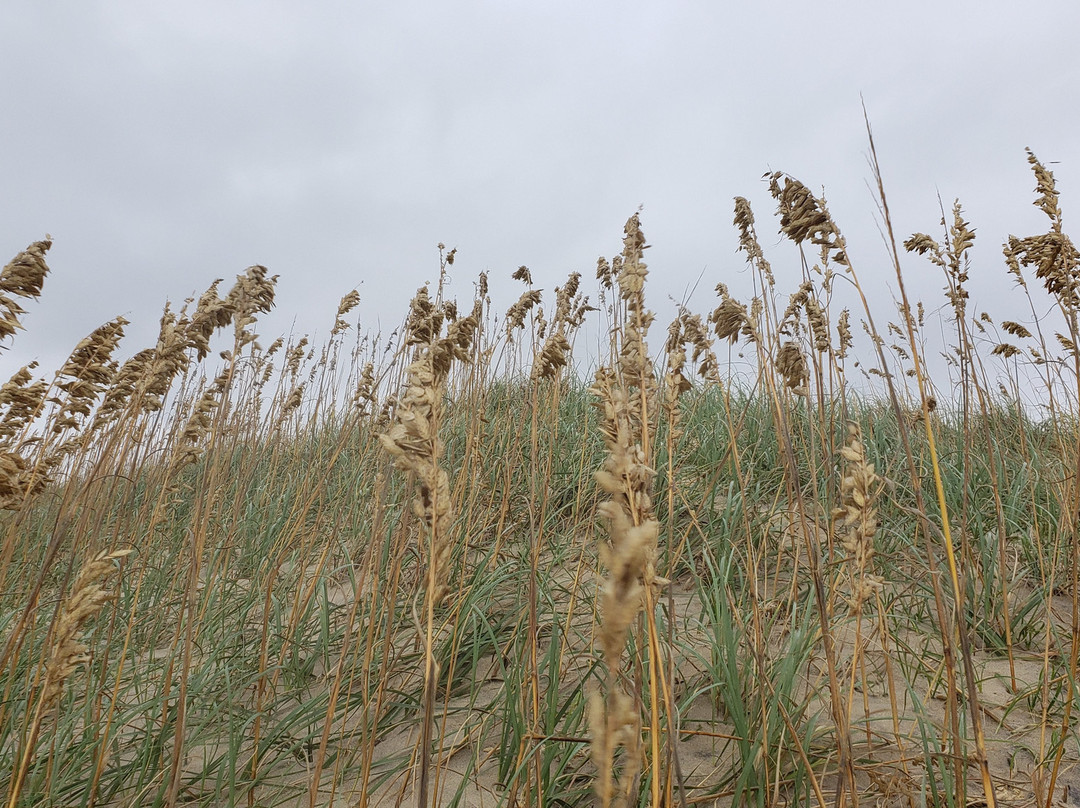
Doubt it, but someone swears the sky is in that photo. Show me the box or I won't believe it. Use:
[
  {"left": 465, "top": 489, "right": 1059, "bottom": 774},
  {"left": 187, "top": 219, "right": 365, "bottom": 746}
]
[{"left": 2, "top": 1, "right": 1079, "bottom": 390}]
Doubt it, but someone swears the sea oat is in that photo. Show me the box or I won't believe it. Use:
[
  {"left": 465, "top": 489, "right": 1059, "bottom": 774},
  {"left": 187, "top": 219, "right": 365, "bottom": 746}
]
[
  {"left": 834, "top": 424, "right": 884, "bottom": 614},
  {"left": 768, "top": 172, "right": 849, "bottom": 266},
  {"left": 734, "top": 196, "right": 775, "bottom": 286},
  {"left": 776, "top": 341, "right": 809, "bottom": 393},
  {"left": 588, "top": 214, "right": 667, "bottom": 808},
  {"left": 5, "top": 548, "right": 133, "bottom": 808},
  {"left": 836, "top": 309, "right": 853, "bottom": 360},
  {"left": 1003, "top": 150, "right": 1080, "bottom": 307},
  {"left": 380, "top": 289, "right": 475, "bottom": 605},
  {"left": 506, "top": 289, "right": 542, "bottom": 335},
  {"left": 0, "top": 238, "right": 51, "bottom": 346},
  {"left": 169, "top": 372, "right": 230, "bottom": 475},
  {"left": 45, "top": 318, "right": 128, "bottom": 464},
  {"left": 41, "top": 549, "right": 133, "bottom": 708},
  {"left": 0, "top": 363, "right": 46, "bottom": 442},
  {"left": 332, "top": 290, "right": 361, "bottom": 335}
]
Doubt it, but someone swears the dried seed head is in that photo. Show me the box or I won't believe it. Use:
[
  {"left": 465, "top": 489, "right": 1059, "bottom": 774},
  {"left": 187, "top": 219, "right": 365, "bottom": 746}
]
[
  {"left": 805, "top": 296, "right": 830, "bottom": 353},
  {"left": 0, "top": 238, "right": 51, "bottom": 346},
  {"left": 710, "top": 296, "right": 748, "bottom": 344},
  {"left": 170, "top": 372, "right": 229, "bottom": 474},
  {"left": 42, "top": 549, "right": 132, "bottom": 710},
  {"left": 768, "top": 173, "right": 848, "bottom": 265},
  {"left": 1056, "top": 332, "right": 1079, "bottom": 360},
  {"left": 0, "top": 363, "right": 46, "bottom": 443},
  {"left": 1005, "top": 232, "right": 1080, "bottom": 307},
  {"left": 90, "top": 349, "right": 154, "bottom": 431},
  {"left": 1003, "top": 149, "right": 1079, "bottom": 305},
  {"left": 332, "top": 290, "right": 361, "bottom": 335},
  {"left": 833, "top": 425, "right": 884, "bottom": 614},
  {"left": 596, "top": 257, "right": 613, "bottom": 290},
  {"left": 138, "top": 304, "right": 192, "bottom": 412},
  {"left": 381, "top": 288, "right": 474, "bottom": 605},
  {"left": 680, "top": 312, "right": 719, "bottom": 382},
  {"left": 532, "top": 332, "right": 571, "bottom": 382},
  {"left": 405, "top": 287, "right": 442, "bottom": 346},
  {"left": 553, "top": 272, "right": 583, "bottom": 323},
  {"left": 432, "top": 309, "right": 479, "bottom": 376},
  {"left": 1001, "top": 320, "right": 1032, "bottom": 339},
  {"left": 225, "top": 265, "right": 277, "bottom": 350},
  {"left": 733, "top": 196, "right": 775, "bottom": 286},
  {"left": 589, "top": 355, "right": 658, "bottom": 808},
  {"left": 353, "top": 362, "right": 377, "bottom": 414},
  {"left": 512, "top": 265, "right": 533, "bottom": 285},
  {"left": 776, "top": 341, "right": 809, "bottom": 394},
  {"left": 281, "top": 384, "right": 304, "bottom": 418},
  {"left": 0, "top": 450, "right": 46, "bottom": 510},
  {"left": 49, "top": 317, "right": 128, "bottom": 436},
  {"left": 285, "top": 337, "right": 309, "bottom": 377},
  {"left": 186, "top": 280, "right": 234, "bottom": 361},
  {"left": 1027, "top": 147, "right": 1062, "bottom": 222},
  {"left": 505, "top": 289, "right": 542, "bottom": 334},
  {"left": 836, "top": 309, "right": 852, "bottom": 360},
  {"left": 904, "top": 232, "right": 945, "bottom": 268}
]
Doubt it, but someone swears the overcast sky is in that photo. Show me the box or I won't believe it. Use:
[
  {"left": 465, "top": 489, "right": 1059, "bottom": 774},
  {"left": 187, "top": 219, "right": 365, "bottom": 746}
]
[{"left": 2, "top": 1, "right": 1078, "bottom": 387}]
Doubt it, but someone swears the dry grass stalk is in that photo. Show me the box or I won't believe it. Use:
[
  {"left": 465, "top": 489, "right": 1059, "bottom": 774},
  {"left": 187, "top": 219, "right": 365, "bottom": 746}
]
[
  {"left": 380, "top": 286, "right": 479, "bottom": 604},
  {"left": 380, "top": 371, "right": 453, "bottom": 604},
  {"left": 589, "top": 368, "right": 656, "bottom": 808},
  {"left": 379, "top": 282, "right": 478, "bottom": 808},
  {"left": 6, "top": 548, "right": 132, "bottom": 808},
  {"left": 589, "top": 214, "right": 668, "bottom": 808}
]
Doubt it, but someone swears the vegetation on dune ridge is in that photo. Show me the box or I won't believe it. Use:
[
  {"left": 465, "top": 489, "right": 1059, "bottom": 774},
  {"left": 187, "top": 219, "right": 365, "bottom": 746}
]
[{"left": 0, "top": 143, "right": 1079, "bottom": 808}]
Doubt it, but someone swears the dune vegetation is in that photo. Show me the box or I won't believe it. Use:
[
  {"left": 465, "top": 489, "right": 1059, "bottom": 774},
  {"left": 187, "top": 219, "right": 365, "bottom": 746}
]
[{"left": 1, "top": 138, "right": 1079, "bottom": 808}]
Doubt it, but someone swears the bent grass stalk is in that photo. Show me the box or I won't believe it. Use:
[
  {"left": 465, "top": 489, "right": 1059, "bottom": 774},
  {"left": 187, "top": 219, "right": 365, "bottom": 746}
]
[{"left": 5, "top": 548, "right": 132, "bottom": 808}]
